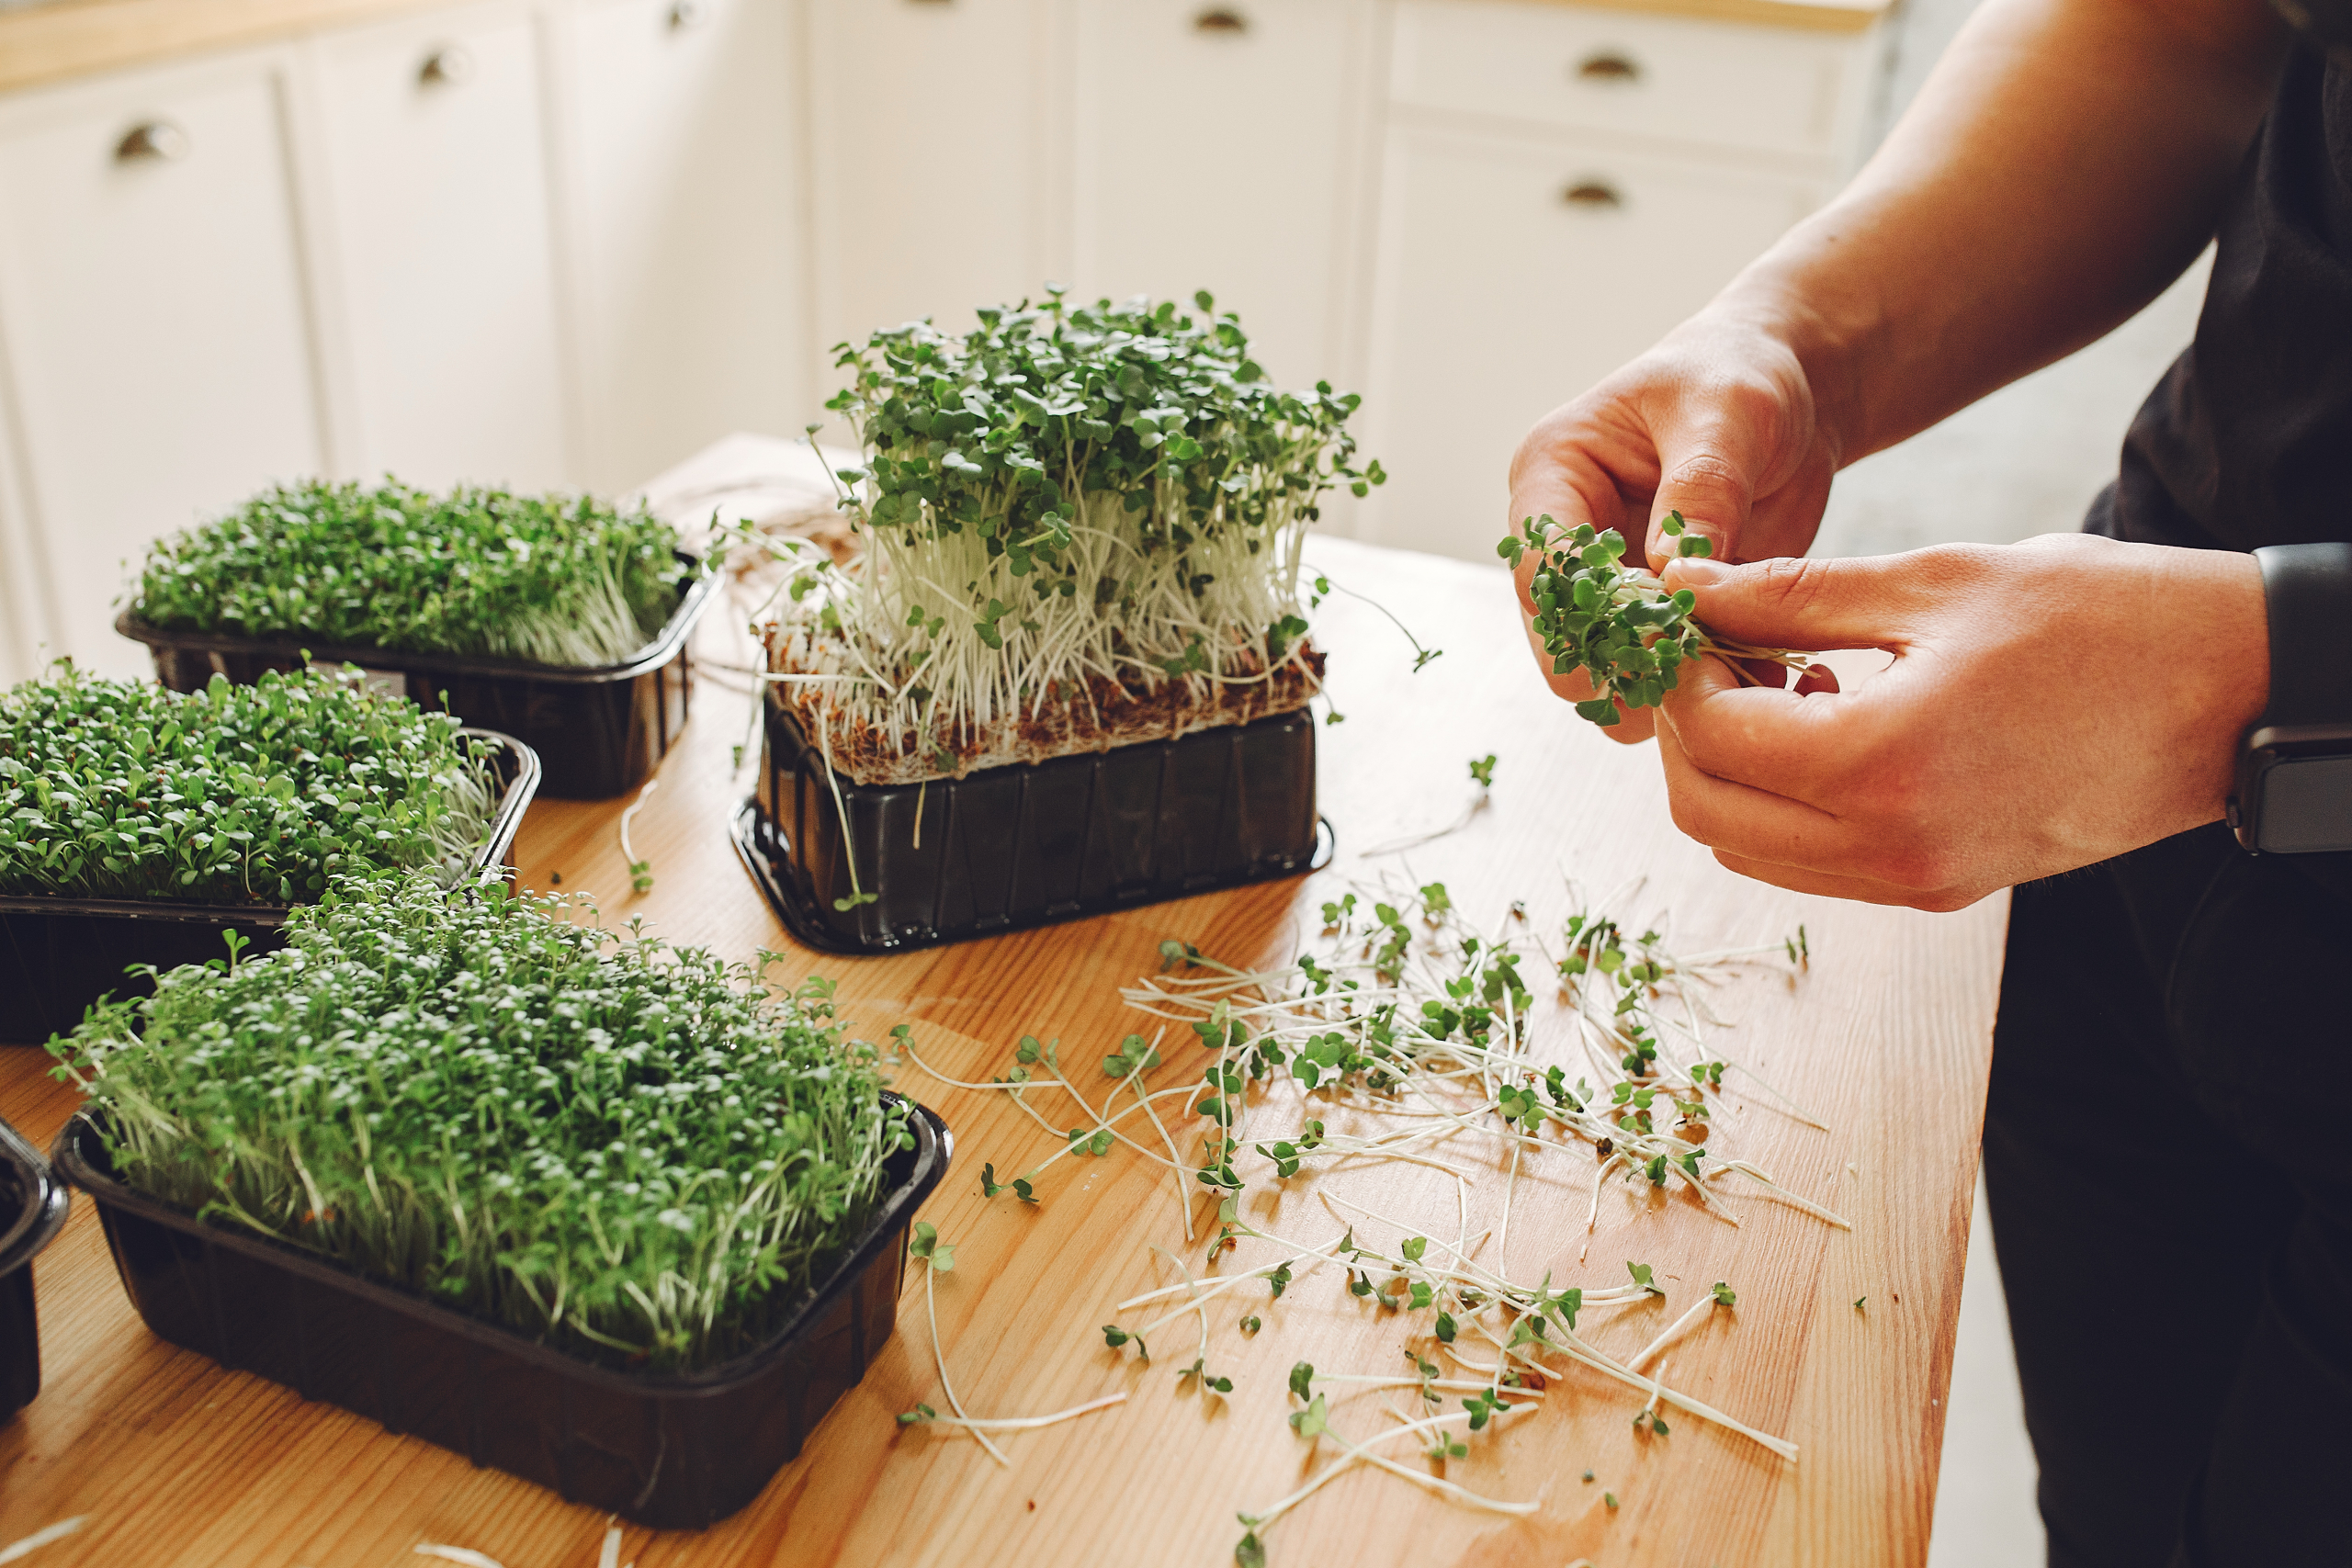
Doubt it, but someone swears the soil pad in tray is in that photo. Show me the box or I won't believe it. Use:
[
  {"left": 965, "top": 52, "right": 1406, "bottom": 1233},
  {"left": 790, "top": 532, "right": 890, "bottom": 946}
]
[
  {"left": 1, "top": 1113, "right": 71, "bottom": 1424},
  {"left": 53, "top": 1095, "right": 949, "bottom": 1528}
]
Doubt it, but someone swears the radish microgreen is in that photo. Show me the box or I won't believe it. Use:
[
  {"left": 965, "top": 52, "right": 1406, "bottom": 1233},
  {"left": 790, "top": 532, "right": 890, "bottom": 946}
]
[{"left": 1498, "top": 512, "right": 1807, "bottom": 727}]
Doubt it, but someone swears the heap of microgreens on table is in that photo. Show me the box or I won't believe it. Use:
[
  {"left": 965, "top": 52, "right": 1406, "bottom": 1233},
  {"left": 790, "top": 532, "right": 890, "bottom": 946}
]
[
  {"left": 135, "top": 479, "right": 692, "bottom": 668},
  {"left": 761, "top": 288, "right": 1385, "bottom": 771},
  {"left": 1501, "top": 512, "right": 1809, "bottom": 726},
  {"left": 51, "top": 874, "right": 913, "bottom": 1372},
  {"left": 0, "top": 663, "right": 497, "bottom": 905},
  {"left": 885, "top": 758, "right": 1845, "bottom": 1562}
]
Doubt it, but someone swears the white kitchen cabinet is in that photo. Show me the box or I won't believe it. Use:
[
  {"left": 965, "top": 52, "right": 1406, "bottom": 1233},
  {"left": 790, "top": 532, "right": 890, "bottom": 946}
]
[
  {"left": 307, "top": 2, "right": 572, "bottom": 491},
  {"left": 804, "top": 0, "right": 1058, "bottom": 363},
  {"left": 0, "top": 47, "right": 328, "bottom": 679},
  {"left": 1067, "top": 0, "right": 1378, "bottom": 385},
  {"left": 559, "top": 0, "right": 808, "bottom": 493},
  {"left": 1356, "top": 119, "right": 1823, "bottom": 561}
]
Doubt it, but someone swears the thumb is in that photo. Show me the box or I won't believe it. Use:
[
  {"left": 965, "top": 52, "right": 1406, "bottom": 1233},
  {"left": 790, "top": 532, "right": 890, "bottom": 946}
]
[{"left": 1660, "top": 554, "right": 1911, "bottom": 652}]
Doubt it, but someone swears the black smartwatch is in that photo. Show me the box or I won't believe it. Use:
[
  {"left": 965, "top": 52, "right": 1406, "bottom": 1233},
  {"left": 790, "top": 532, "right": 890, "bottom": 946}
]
[{"left": 2230, "top": 542, "right": 2352, "bottom": 853}]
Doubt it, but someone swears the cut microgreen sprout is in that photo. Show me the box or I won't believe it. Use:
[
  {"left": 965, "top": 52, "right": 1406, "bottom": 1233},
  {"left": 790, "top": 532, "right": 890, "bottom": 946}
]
[
  {"left": 1236, "top": 1398, "right": 1540, "bottom": 1562},
  {"left": 1119, "top": 874, "right": 1845, "bottom": 1234},
  {"left": 1358, "top": 752, "right": 1500, "bottom": 859},
  {"left": 896, "top": 1224, "right": 1127, "bottom": 1458},
  {"left": 1498, "top": 511, "right": 1808, "bottom": 728},
  {"left": 616, "top": 777, "right": 658, "bottom": 894}
]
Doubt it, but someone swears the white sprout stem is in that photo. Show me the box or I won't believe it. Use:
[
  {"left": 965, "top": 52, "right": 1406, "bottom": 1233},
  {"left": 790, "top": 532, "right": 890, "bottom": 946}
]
[
  {"left": 926, "top": 1265, "right": 1010, "bottom": 1467},
  {"left": 918, "top": 1392, "right": 1128, "bottom": 1431},
  {"left": 1117, "top": 1230, "right": 1347, "bottom": 1312},
  {"left": 1629, "top": 1292, "right": 1721, "bottom": 1372},
  {"left": 1244, "top": 1404, "right": 1540, "bottom": 1532},
  {"left": 0, "top": 1519, "right": 87, "bottom": 1565},
  {"left": 616, "top": 777, "right": 658, "bottom": 866},
  {"left": 414, "top": 1551, "right": 506, "bottom": 1568}
]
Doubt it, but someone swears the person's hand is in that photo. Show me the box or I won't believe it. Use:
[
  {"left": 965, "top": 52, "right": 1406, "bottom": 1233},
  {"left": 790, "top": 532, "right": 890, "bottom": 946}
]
[
  {"left": 1649, "top": 533, "right": 2268, "bottom": 910},
  {"left": 1507, "top": 310, "right": 1840, "bottom": 742}
]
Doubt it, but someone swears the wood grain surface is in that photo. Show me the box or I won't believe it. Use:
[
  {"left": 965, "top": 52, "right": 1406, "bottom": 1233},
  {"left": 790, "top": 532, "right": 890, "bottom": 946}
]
[{"left": 0, "top": 536, "right": 2005, "bottom": 1568}]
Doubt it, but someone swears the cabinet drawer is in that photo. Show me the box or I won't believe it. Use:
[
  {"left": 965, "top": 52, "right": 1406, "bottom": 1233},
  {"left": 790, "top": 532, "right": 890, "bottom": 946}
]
[
  {"left": 1391, "top": 0, "right": 1869, "bottom": 164},
  {"left": 1356, "top": 121, "right": 1822, "bottom": 560}
]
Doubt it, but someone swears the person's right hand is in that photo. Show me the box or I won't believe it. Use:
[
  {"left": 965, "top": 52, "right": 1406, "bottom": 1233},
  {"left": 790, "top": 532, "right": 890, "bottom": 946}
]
[{"left": 1507, "top": 308, "right": 1843, "bottom": 742}]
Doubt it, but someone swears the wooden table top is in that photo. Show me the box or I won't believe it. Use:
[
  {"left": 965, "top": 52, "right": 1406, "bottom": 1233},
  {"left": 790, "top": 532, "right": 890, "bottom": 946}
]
[{"left": 0, "top": 535, "right": 2006, "bottom": 1568}]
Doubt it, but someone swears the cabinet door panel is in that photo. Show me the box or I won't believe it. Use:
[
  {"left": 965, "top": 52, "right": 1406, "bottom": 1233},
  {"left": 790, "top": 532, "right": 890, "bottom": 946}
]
[
  {"left": 806, "top": 0, "right": 1051, "bottom": 355},
  {"left": 0, "top": 54, "right": 325, "bottom": 676},
  {"left": 1070, "top": 0, "right": 1371, "bottom": 383},
  {"left": 1358, "top": 124, "right": 1820, "bottom": 561},
  {"left": 565, "top": 0, "right": 807, "bottom": 492},
  {"left": 313, "top": 4, "right": 570, "bottom": 491}
]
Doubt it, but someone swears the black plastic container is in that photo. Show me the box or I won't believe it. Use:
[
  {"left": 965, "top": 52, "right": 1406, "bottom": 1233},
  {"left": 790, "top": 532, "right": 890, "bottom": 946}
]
[
  {"left": 115, "top": 554, "right": 717, "bottom": 800},
  {"left": 735, "top": 698, "right": 1331, "bottom": 953},
  {"left": 0, "top": 730, "right": 539, "bottom": 1047},
  {"left": 52, "top": 1093, "right": 949, "bottom": 1529},
  {"left": 1, "top": 1114, "right": 71, "bottom": 1424}
]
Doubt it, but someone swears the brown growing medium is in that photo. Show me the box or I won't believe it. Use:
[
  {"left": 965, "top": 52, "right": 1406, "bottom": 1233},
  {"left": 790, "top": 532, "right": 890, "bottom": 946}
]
[{"left": 762, "top": 626, "right": 1325, "bottom": 786}]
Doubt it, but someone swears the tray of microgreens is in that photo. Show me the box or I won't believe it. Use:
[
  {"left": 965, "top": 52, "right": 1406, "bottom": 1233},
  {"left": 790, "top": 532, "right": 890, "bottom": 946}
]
[
  {"left": 117, "top": 479, "right": 721, "bottom": 798},
  {"left": 0, "top": 1111, "right": 71, "bottom": 1425},
  {"left": 0, "top": 662, "right": 535, "bottom": 1043},
  {"left": 739, "top": 288, "right": 1390, "bottom": 953},
  {"left": 47, "top": 873, "right": 950, "bottom": 1529}
]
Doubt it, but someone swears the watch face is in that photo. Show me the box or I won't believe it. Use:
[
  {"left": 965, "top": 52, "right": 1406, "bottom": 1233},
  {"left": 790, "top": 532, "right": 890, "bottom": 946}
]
[{"left": 2260, "top": 753, "right": 2352, "bottom": 853}]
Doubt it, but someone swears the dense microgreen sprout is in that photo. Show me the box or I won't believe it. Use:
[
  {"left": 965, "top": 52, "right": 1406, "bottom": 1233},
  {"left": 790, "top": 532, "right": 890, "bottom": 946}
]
[
  {"left": 0, "top": 664, "right": 495, "bottom": 904},
  {"left": 765, "top": 289, "right": 1386, "bottom": 779},
  {"left": 51, "top": 876, "right": 910, "bottom": 1372},
  {"left": 1498, "top": 512, "right": 1807, "bottom": 727},
  {"left": 135, "top": 479, "right": 689, "bottom": 667}
]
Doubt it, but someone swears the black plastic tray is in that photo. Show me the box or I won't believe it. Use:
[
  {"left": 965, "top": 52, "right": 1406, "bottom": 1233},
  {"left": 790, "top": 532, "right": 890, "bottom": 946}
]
[
  {"left": 2, "top": 1114, "right": 72, "bottom": 1425},
  {"left": 0, "top": 729, "right": 540, "bottom": 1047},
  {"left": 116, "top": 553, "right": 717, "bottom": 800},
  {"left": 734, "top": 699, "right": 1331, "bottom": 953},
  {"left": 52, "top": 1092, "right": 949, "bottom": 1529}
]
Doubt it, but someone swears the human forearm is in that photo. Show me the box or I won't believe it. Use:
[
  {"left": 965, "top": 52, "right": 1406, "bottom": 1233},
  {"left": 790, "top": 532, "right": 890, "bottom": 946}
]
[{"left": 1714, "top": 0, "right": 2287, "bottom": 465}]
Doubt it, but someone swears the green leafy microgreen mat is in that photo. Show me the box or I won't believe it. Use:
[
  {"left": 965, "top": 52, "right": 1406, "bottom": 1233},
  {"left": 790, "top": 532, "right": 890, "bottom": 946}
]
[
  {"left": 136, "top": 479, "right": 686, "bottom": 667},
  {"left": 0, "top": 664, "right": 495, "bottom": 905},
  {"left": 53, "top": 875, "right": 913, "bottom": 1373}
]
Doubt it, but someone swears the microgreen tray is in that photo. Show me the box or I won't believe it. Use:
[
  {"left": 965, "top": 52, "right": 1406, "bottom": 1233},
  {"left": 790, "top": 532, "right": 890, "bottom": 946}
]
[
  {"left": 732, "top": 701, "right": 1331, "bottom": 953},
  {"left": 0, "top": 729, "right": 539, "bottom": 1047},
  {"left": 52, "top": 1094, "right": 950, "bottom": 1529},
  {"left": 1, "top": 1113, "right": 71, "bottom": 1425},
  {"left": 115, "top": 553, "right": 717, "bottom": 800}
]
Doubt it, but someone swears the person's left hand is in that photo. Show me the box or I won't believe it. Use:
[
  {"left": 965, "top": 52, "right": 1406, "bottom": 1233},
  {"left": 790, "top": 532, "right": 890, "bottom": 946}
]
[{"left": 1650, "top": 533, "right": 2270, "bottom": 910}]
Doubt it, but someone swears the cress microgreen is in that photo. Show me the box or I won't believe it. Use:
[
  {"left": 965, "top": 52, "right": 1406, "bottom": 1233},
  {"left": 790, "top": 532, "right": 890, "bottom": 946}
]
[
  {"left": 136, "top": 479, "right": 689, "bottom": 667},
  {"left": 51, "top": 874, "right": 910, "bottom": 1371},
  {"left": 0, "top": 664, "right": 496, "bottom": 905}
]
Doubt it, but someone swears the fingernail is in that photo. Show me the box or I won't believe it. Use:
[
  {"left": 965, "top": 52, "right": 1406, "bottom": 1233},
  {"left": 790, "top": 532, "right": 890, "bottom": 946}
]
[{"left": 1668, "top": 558, "right": 1728, "bottom": 586}]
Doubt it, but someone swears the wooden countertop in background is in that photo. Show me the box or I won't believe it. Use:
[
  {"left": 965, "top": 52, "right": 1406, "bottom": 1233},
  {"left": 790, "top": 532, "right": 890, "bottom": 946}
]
[
  {"left": 0, "top": 536, "right": 2004, "bottom": 1567},
  {"left": 0, "top": 0, "right": 1893, "bottom": 96}
]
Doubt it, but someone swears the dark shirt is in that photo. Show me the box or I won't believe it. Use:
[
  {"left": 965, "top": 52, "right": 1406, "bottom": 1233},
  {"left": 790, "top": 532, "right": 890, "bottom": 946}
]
[
  {"left": 2096, "top": 40, "right": 2352, "bottom": 894},
  {"left": 2105, "top": 45, "right": 2352, "bottom": 554}
]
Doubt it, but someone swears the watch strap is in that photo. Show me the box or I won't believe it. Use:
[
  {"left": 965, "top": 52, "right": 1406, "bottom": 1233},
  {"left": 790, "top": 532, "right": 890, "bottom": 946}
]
[{"left": 2254, "top": 541, "right": 2352, "bottom": 727}]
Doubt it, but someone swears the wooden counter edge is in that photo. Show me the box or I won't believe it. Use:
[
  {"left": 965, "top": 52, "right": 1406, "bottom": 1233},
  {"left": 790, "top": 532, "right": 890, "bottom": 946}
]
[{"left": 0, "top": 0, "right": 1892, "bottom": 97}]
